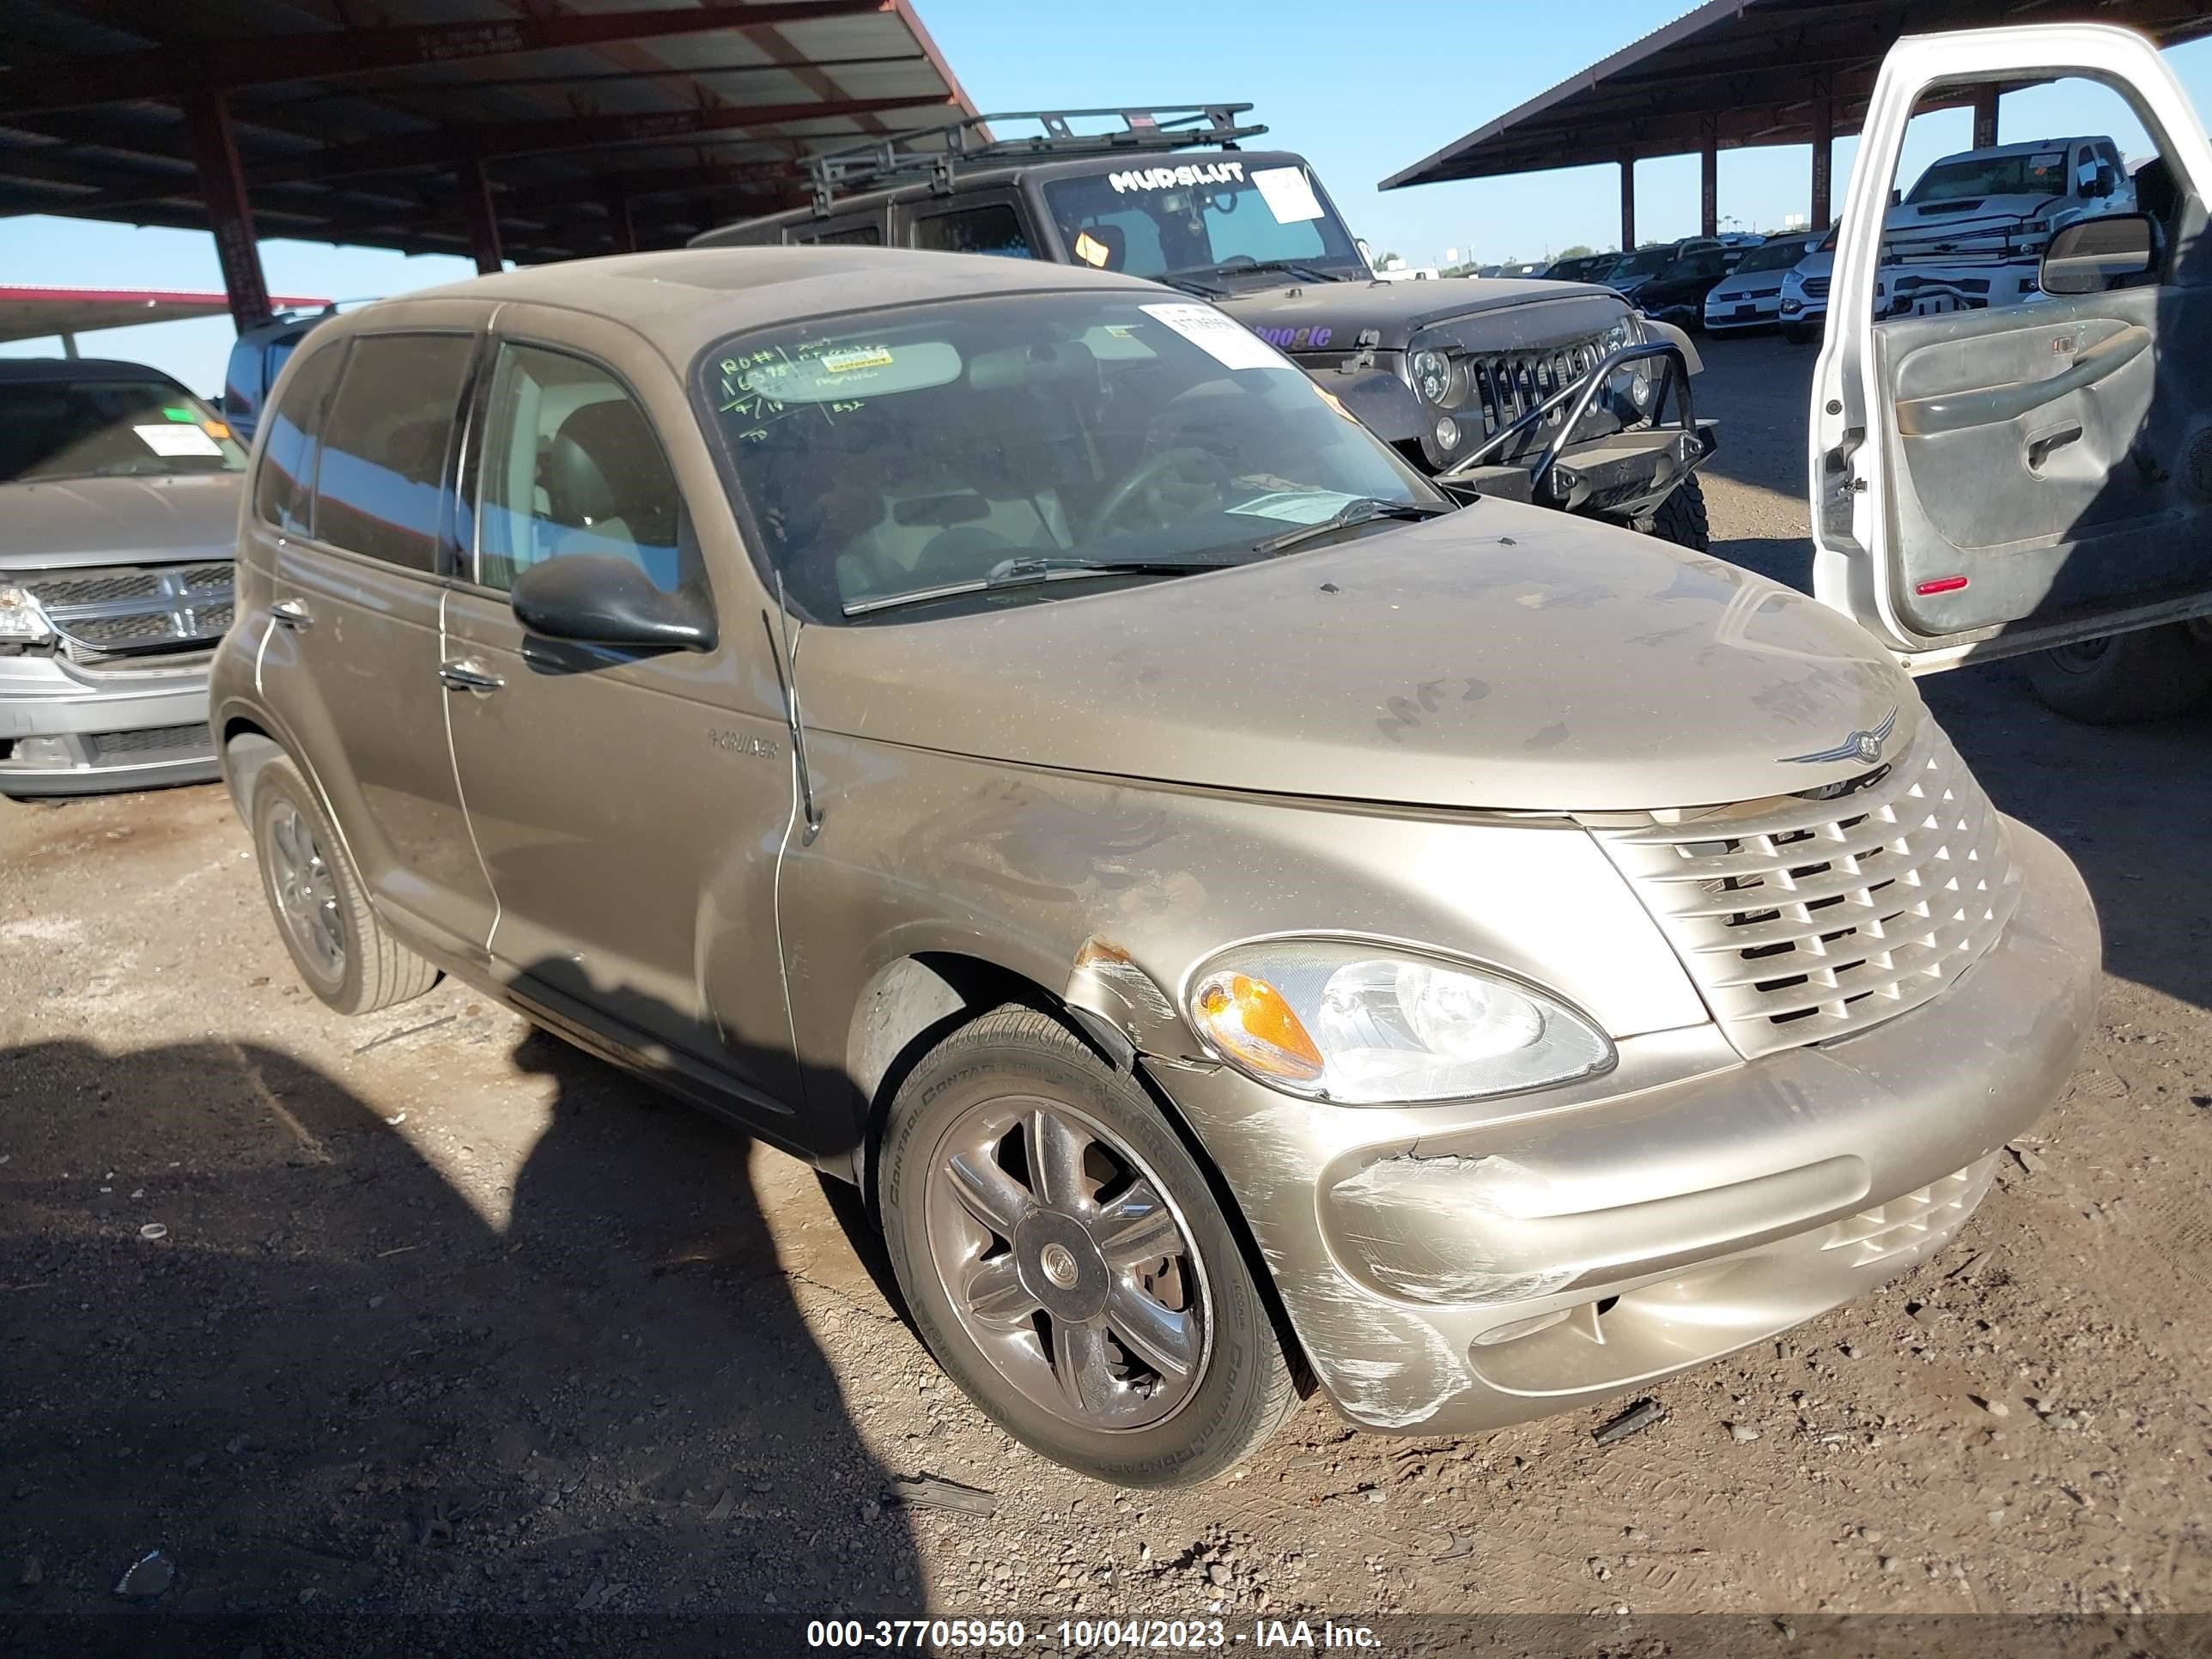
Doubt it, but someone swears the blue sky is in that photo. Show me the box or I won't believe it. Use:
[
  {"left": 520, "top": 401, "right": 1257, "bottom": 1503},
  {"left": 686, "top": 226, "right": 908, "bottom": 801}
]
[{"left": 8, "top": 0, "right": 2210, "bottom": 391}]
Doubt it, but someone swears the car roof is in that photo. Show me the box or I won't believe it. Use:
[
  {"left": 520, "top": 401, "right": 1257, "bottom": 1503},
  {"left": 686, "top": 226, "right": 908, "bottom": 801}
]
[
  {"left": 339, "top": 246, "right": 1170, "bottom": 365},
  {"left": 0, "top": 356, "right": 186, "bottom": 386}
]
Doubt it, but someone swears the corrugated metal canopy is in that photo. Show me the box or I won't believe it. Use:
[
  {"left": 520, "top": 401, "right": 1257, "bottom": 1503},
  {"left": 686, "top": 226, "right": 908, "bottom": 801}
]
[
  {"left": 1381, "top": 0, "right": 2212, "bottom": 191},
  {"left": 0, "top": 0, "right": 980, "bottom": 261}
]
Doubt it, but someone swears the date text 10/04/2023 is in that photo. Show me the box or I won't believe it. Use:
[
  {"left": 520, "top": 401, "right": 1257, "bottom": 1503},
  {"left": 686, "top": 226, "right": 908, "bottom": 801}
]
[{"left": 803, "top": 1618, "right": 1385, "bottom": 1650}]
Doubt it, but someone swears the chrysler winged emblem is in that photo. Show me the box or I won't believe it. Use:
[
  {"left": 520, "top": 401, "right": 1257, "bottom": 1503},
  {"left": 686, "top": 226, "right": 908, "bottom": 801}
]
[{"left": 1783, "top": 707, "right": 1896, "bottom": 766}]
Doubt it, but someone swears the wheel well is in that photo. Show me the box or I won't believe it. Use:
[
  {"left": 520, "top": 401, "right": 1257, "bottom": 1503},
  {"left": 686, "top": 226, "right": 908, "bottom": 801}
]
[
  {"left": 222, "top": 720, "right": 282, "bottom": 816},
  {"left": 848, "top": 951, "right": 1316, "bottom": 1395}
]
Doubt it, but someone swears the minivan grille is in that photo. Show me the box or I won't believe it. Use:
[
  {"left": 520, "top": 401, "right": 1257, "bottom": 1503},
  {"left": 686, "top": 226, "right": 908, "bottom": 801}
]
[
  {"left": 1585, "top": 721, "right": 2019, "bottom": 1060},
  {"left": 1463, "top": 331, "right": 1611, "bottom": 442},
  {"left": 18, "top": 562, "right": 233, "bottom": 655}
]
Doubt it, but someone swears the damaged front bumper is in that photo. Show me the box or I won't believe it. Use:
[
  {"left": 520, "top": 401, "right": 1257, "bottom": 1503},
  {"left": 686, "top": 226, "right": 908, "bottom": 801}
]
[{"left": 1146, "top": 820, "right": 2096, "bottom": 1434}]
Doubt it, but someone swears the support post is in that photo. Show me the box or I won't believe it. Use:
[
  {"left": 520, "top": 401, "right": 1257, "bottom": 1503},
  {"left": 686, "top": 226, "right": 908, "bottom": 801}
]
[
  {"left": 1810, "top": 92, "right": 1834, "bottom": 229},
  {"left": 60, "top": 331, "right": 81, "bottom": 360},
  {"left": 1699, "top": 121, "right": 1719, "bottom": 239},
  {"left": 1619, "top": 156, "right": 1636, "bottom": 252},
  {"left": 606, "top": 186, "right": 638, "bottom": 254},
  {"left": 1972, "top": 84, "right": 2000, "bottom": 150},
  {"left": 184, "top": 93, "right": 272, "bottom": 332},
  {"left": 461, "top": 157, "right": 503, "bottom": 275}
]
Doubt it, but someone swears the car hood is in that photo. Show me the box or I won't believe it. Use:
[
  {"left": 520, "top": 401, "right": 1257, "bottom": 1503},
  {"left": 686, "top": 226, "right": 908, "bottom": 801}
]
[
  {"left": 1212, "top": 277, "right": 1626, "bottom": 353},
  {"left": 799, "top": 501, "right": 1919, "bottom": 814},
  {"left": 0, "top": 472, "right": 242, "bottom": 569}
]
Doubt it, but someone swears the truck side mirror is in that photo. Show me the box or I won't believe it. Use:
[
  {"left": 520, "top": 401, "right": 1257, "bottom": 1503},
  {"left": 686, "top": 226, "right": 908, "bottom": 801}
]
[
  {"left": 1889, "top": 188, "right": 1903, "bottom": 207},
  {"left": 2040, "top": 212, "right": 2159, "bottom": 295}
]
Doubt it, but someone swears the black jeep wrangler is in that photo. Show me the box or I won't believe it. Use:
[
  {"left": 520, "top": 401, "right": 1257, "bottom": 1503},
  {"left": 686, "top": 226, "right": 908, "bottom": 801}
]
[{"left": 695, "top": 106, "right": 1716, "bottom": 549}]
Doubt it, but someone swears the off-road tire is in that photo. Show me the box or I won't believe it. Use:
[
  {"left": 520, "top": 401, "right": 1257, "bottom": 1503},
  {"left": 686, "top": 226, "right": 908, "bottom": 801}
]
[
  {"left": 1642, "top": 469, "right": 1711, "bottom": 552},
  {"left": 251, "top": 755, "right": 440, "bottom": 1016},
  {"left": 2025, "top": 624, "right": 2212, "bottom": 725},
  {"left": 878, "top": 1005, "right": 1297, "bottom": 1487}
]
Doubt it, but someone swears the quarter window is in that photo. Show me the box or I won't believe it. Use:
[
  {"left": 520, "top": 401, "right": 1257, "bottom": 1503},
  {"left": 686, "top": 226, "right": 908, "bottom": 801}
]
[
  {"left": 912, "top": 204, "right": 1034, "bottom": 258},
  {"left": 252, "top": 340, "right": 343, "bottom": 534},
  {"left": 313, "top": 334, "right": 474, "bottom": 571},
  {"left": 475, "top": 343, "right": 685, "bottom": 594}
]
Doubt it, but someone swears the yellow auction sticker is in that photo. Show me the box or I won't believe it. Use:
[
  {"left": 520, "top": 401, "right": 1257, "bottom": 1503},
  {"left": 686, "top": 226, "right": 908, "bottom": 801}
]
[{"left": 820, "top": 346, "right": 894, "bottom": 374}]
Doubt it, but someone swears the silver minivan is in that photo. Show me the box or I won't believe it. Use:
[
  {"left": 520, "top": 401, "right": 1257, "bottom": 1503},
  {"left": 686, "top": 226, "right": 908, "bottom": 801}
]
[{"left": 210, "top": 244, "right": 2106, "bottom": 1487}]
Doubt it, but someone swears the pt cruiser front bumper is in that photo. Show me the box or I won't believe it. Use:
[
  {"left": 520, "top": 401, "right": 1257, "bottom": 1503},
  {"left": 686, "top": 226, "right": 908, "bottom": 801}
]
[{"left": 1150, "top": 820, "right": 2096, "bottom": 1433}]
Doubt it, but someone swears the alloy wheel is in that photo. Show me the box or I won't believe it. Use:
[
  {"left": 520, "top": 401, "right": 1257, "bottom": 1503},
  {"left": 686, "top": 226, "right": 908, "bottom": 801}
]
[
  {"left": 923, "top": 1094, "right": 1212, "bottom": 1431},
  {"left": 266, "top": 801, "right": 344, "bottom": 979}
]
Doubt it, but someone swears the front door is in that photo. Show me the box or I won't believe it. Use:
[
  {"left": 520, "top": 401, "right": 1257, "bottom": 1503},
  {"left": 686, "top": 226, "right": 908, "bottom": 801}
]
[
  {"left": 439, "top": 318, "right": 802, "bottom": 1125},
  {"left": 1811, "top": 23, "right": 2212, "bottom": 672}
]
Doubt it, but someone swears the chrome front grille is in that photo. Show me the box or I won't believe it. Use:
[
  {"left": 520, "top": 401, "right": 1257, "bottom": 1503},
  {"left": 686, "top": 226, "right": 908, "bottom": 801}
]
[
  {"left": 1586, "top": 720, "right": 2020, "bottom": 1060},
  {"left": 1463, "top": 331, "right": 1609, "bottom": 441},
  {"left": 19, "top": 562, "right": 233, "bottom": 655}
]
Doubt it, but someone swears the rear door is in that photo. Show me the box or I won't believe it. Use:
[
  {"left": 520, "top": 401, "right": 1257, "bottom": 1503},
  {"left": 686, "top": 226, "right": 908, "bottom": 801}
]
[{"left": 1810, "top": 23, "right": 2212, "bottom": 672}]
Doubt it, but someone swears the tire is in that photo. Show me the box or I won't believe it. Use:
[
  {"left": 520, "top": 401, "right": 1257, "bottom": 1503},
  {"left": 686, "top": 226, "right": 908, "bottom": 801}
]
[
  {"left": 251, "top": 754, "right": 440, "bottom": 1016},
  {"left": 1639, "top": 469, "right": 1711, "bottom": 553},
  {"left": 2025, "top": 624, "right": 2212, "bottom": 725},
  {"left": 878, "top": 1005, "right": 1297, "bottom": 1487}
]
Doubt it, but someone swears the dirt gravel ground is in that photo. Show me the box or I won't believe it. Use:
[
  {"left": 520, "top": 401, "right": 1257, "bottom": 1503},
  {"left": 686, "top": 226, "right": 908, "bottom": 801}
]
[{"left": 3, "top": 336, "right": 2208, "bottom": 1652}]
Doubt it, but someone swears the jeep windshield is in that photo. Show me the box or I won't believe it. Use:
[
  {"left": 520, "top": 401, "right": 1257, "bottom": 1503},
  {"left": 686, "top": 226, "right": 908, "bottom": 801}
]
[
  {"left": 1907, "top": 151, "right": 2068, "bottom": 203},
  {"left": 0, "top": 379, "right": 245, "bottom": 484},
  {"left": 703, "top": 289, "right": 1443, "bottom": 623},
  {"left": 1041, "top": 161, "right": 1368, "bottom": 289}
]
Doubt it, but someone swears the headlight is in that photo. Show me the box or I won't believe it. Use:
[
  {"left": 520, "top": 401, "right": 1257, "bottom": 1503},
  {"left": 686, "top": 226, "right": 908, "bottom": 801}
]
[
  {"left": 1409, "top": 347, "right": 1454, "bottom": 405},
  {"left": 1599, "top": 313, "right": 1642, "bottom": 355},
  {"left": 0, "top": 586, "right": 53, "bottom": 642},
  {"left": 1186, "top": 939, "right": 1613, "bottom": 1105}
]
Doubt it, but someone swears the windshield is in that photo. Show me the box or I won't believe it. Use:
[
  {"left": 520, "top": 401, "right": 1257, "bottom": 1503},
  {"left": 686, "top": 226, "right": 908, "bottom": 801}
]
[
  {"left": 1041, "top": 161, "right": 1368, "bottom": 285},
  {"left": 1732, "top": 240, "right": 1811, "bottom": 273},
  {"left": 0, "top": 378, "right": 246, "bottom": 484},
  {"left": 703, "top": 290, "right": 1440, "bottom": 622},
  {"left": 1908, "top": 151, "right": 2068, "bottom": 203},
  {"left": 1606, "top": 247, "right": 1675, "bottom": 281}
]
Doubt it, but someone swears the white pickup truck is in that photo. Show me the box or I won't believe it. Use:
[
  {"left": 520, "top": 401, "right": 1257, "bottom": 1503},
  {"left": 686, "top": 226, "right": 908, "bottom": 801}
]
[
  {"left": 1883, "top": 134, "right": 2135, "bottom": 317},
  {"left": 1812, "top": 23, "right": 2212, "bottom": 723}
]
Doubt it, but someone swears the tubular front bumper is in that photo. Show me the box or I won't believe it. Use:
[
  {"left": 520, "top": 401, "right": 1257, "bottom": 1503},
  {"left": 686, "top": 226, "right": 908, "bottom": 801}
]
[
  {"left": 1152, "top": 820, "right": 2097, "bottom": 1434},
  {"left": 0, "top": 652, "right": 217, "bottom": 797}
]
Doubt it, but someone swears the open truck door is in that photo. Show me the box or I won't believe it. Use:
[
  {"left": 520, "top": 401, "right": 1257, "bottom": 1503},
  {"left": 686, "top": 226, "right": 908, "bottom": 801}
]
[{"left": 1811, "top": 25, "right": 2212, "bottom": 702}]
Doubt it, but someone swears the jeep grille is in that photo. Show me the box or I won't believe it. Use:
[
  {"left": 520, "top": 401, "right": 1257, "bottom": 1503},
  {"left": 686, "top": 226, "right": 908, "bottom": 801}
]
[
  {"left": 1462, "top": 331, "right": 1612, "bottom": 444},
  {"left": 1583, "top": 720, "right": 2019, "bottom": 1060}
]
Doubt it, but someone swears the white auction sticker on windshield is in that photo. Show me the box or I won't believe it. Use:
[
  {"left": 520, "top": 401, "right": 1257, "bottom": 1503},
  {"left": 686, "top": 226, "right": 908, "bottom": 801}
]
[
  {"left": 1250, "top": 166, "right": 1324, "bottom": 224},
  {"left": 1139, "top": 302, "right": 1286, "bottom": 372},
  {"left": 133, "top": 423, "right": 222, "bottom": 457},
  {"left": 1226, "top": 489, "right": 1364, "bottom": 525}
]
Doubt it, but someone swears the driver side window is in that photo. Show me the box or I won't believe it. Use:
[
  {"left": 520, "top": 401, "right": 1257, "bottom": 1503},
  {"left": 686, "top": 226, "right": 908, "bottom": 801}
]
[{"left": 475, "top": 343, "right": 685, "bottom": 594}]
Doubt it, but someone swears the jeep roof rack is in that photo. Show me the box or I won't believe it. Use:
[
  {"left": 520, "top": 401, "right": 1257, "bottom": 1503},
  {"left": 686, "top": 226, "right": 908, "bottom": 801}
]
[{"left": 803, "top": 104, "right": 1267, "bottom": 212}]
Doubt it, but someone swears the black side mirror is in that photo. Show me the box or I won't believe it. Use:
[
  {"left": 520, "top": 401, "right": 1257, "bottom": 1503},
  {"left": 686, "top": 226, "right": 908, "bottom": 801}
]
[
  {"left": 1889, "top": 188, "right": 1903, "bottom": 208},
  {"left": 2041, "top": 212, "right": 2160, "bottom": 295},
  {"left": 508, "top": 554, "right": 716, "bottom": 652}
]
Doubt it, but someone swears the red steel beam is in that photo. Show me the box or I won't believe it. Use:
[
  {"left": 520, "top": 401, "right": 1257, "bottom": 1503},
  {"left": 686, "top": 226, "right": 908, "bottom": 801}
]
[
  {"left": 0, "top": 1, "right": 890, "bottom": 118},
  {"left": 182, "top": 93, "right": 272, "bottom": 331}
]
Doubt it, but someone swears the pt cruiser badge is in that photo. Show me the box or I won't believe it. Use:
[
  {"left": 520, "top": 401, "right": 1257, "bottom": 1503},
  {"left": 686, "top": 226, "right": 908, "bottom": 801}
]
[{"left": 1784, "top": 707, "right": 1898, "bottom": 766}]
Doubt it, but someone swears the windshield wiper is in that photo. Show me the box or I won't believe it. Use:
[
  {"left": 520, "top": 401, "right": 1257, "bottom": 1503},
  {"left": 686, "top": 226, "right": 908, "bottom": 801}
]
[
  {"left": 1250, "top": 498, "right": 1453, "bottom": 556},
  {"left": 842, "top": 554, "right": 1237, "bottom": 618}
]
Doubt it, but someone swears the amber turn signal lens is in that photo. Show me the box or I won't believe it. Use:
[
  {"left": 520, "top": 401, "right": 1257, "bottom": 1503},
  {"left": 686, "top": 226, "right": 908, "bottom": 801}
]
[{"left": 1191, "top": 970, "right": 1325, "bottom": 1084}]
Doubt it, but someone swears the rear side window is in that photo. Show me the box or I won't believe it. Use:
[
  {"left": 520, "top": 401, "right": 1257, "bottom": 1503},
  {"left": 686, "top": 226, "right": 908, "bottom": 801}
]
[
  {"left": 252, "top": 342, "right": 343, "bottom": 534},
  {"left": 912, "top": 204, "right": 1033, "bottom": 258},
  {"left": 313, "top": 334, "right": 475, "bottom": 572},
  {"left": 796, "top": 222, "right": 884, "bottom": 246}
]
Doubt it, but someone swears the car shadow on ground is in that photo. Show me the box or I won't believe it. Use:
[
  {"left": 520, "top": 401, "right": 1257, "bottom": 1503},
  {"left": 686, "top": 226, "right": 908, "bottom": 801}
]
[{"left": 0, "top": 1027, "right": 921, "bottom": 1655}]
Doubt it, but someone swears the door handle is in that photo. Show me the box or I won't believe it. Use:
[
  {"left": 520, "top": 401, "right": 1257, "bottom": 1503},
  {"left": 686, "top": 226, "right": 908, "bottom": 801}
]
[
  {"left": 270, "top": 598, "right": 313, "bottom": 630},
  {"left": 437, "top": 658, "right": 506, "bottom": 694}
]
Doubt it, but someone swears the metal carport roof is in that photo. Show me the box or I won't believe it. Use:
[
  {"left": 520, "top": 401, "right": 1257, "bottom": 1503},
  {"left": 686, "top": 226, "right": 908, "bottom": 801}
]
[
  {"left": 0, "top": 1, "right": 979, "bottom": 289},
  {"left": 0, "top": 284, "right": 331, "bottom": 345},
  {"left": 1380, "top": 0, "right": 2212, "bottom": 243}
]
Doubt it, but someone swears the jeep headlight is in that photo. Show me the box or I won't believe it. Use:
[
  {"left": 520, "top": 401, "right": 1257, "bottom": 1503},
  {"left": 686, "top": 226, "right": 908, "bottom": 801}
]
[
  {"left": 0, "top": 585, "right": 53, "bottom": 643},
  {"left": 1600, "top": 313, "right": 1642, "bottom": 355},
  {"left": 1187, "top": 939, "right": 1613, "bottom": 1105},
  {"left": 1409, "top": 347, "right": 1455, "bottom": 405}
]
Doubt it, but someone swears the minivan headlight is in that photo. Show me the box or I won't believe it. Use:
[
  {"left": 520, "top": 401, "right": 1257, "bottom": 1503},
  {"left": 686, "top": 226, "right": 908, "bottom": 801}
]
[
  {"left": 0, "top": 586, "right": 53, "bottom": 642},
  {"left": 1186, "top": 939, "right": 1613, "bottom": 1105}
]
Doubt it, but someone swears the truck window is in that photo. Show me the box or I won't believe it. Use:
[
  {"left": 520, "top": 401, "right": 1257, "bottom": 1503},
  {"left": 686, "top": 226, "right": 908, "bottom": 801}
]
[
  {"left": 1042, "top": 162, "right": 1366, "bottom": 284},
  {"left": 912, "top": 204, "right": 1033, "bottom": 258},
  {"left": 793, "top": 220, "right": 884, "bottom": 246}
]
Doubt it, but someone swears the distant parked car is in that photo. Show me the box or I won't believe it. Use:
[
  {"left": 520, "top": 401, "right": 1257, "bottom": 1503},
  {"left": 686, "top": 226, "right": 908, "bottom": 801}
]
[
  {"left": 1626, "top": 246, "right": 1742, "bottom": 329},
  {"left": 1599, "top": 243, "right": 1690, "bottom": 300},
  {"left": 0, "top": 358, "right": 242, "bottom": 795},
  {"left": 1541, "top": 252, "right": 1618, "bottom": 283},
  {"left": 1702, "top": 233, "right": 1821, "bottom": 332}
]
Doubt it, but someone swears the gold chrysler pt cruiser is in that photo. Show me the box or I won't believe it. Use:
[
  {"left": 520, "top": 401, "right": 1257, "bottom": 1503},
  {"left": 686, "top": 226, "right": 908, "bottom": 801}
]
[{"left": 212, "top": 246, "right": 2099, "bottom": 1486}]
